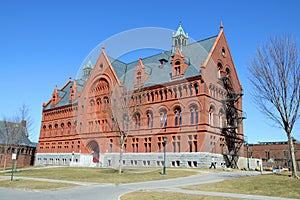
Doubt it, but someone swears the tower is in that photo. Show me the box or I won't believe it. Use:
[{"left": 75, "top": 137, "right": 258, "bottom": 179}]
[
  {"left": 82, "top": 60, "right": 93, "bottom": 80},
  {"left": 172, "top": 23, "right": 189, "bottom": 53}
]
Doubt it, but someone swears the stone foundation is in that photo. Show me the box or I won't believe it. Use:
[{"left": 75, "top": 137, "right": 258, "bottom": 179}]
[{"left": 35, "top": 152, "right": 261, "bottom": 169}]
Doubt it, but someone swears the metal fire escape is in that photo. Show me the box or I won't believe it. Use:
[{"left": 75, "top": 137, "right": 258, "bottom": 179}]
[{"left": 220, "top": 74, "right": 245, "bottom": 168}]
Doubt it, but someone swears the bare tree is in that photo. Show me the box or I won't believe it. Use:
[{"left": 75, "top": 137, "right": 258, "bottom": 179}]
[
  {"left": 105, "top": 84, "right": 141, "bottom": 174},
  {"left": 18, "top": 103, "right": 34, "bottom": 134},
  {"left": 248, "top": 35, "right": 300, "bottom": 178},
  {"left": 0, "top": 104, "right": 32, "bottom": 170},
  {"left": 1, "top": 118, "right": 23, "bottom": 170}
]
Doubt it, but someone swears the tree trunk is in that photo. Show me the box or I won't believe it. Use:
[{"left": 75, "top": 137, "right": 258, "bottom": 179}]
[
  {"left": 119, "top": 134, "right": 124, "bottom": 174},
  {"left": 287, "top": 131, "right": 298, "bottom": 178},
  {"left": 3, "top": 154, "right": 7, "bottom": 170}
]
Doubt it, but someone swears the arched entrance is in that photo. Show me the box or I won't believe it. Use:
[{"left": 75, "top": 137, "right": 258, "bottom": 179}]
[{"left": 86, "top": 140, "right": 100, "bottom": 163}]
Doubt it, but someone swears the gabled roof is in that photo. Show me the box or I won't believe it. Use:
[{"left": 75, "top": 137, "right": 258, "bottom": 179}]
[
  {"left": 118, "top": 35, "right": 217, "bottom": 90},
  {"left": 44, "top": 33, "right": 217, "bottom": 110},
  {"left": 0, "top": 121, "right": 37, "bottom": 148}
]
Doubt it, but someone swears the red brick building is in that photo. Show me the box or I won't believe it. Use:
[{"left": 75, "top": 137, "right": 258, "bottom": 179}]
[
  {"left": 247, "top": 140, "right": 300, "bottom": 170},
  {"left": 0, "top": 121, "right": 37, "bottom": 168},
  {"left": 36, "top": 25, "right": 245, "bottom": 168}
]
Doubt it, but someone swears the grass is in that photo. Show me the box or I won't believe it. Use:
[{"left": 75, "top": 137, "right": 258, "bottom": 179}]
[
  {"left": 186, "top": 173, "right": 300, "bottom": 199},
  {"left": 121, "top": 191, "right": 239, "bottom": 200},
  {"left": 1, "top": 167, "right": 198, "bottom": 184},
  {"left": 0, "top": 178, "right": 77, "bottom": 190}
]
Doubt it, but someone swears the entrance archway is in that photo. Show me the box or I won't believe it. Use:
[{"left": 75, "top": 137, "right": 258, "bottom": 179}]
[{"left": 86, "top": 140, "right": 100, "bottom": 163}]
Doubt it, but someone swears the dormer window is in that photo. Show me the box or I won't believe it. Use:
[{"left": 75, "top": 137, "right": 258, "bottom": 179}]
[
  {"left": 171, "top": 48, "right": 188, "bottom": 79},
  {"left": 136, "top": 71, "right": 142, "bottom": 85},
  {"left": 134, "top": 58, "right": 149, "bottom": 87},
  {"left": 174, "top": 61, "right": 181, "bottom": 76}
]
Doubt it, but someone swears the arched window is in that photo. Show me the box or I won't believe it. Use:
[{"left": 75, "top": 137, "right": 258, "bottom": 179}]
[
  {"left": 103, "top": 96, "right": 109, "bottom": 104},
  {"left": 194, "top": 83, "right": 199, "bottom": 94},
  {"left": 174, "top": 61, "right": 181, "bottom": 76},
  {"left": 219, "top": 109, "right": 225, "bottom": 128},
  {"left": 61, "top": 123, "right": 65, "bottom": 135},
  {"left": 159, "top": 108, "right": 167, "bottom": 127},
  {"left": 54, "top": 123, "right": 58, "bottom": 136},
  {"left": 123, "top": 114, "right": 129, "bottom": 131},
  {"left": 146, "top": 111, "right": 153, "bottom": 128},
  {"left": 217, "top": 62, "right": 223, "bottom": 78},
  {"left": 209, "top": 105, "right": 215, "bottom": 126},
  {"left": 136, "top": 71, "right": 142, "bottom": 85},
  {"left": 67, "top": 122, "right": 71, "bottom": 134},
  {"left": 225, "top": 67, "right": 230, "bottom": 75},
  {"left": 190, "top": 104, "right": 199, "bottom": 124},
  {"left": 133, "top": 112, "right": 140, "bottom": 130},
  {"left": 96, "top": 98, "right": 101, "bottom": 106},
  {"left": 48, "top": 124, "right": 52, "bottom": 137},
  {"left": 190, "top": 108, "right": 194, "bottom": 124},
  {"left": 43, "top": 125, "right": 47, "bottom": 137},
  {"left": 174, "top": 106, "right": 182, "bottom": 126}
]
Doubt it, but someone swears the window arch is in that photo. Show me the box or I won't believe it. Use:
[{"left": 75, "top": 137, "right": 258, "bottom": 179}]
[
  {"left": 53, "top": 123, "right": 58, "bottom": 136},
  {"left": 103, "top": 96, "right": 109, "bottom": 104},
  {"left": 209, "top": 105, "right": 216, "bottom": 126},
  {"left": 96, "top": 98, "right": 101, "bottom": 105},
  {"left": 159, "top": 108, "right": 167, "bottom": 127},
  {"left": 194, "top": 83, "right": 199, "bottom": 94},
  {"left": 175, "top": 61, "right": 181, "bottom": 65},
  {"left": 133, "top": 112, "right": 141, "bottom": 130},
  {"left": 136, "top": 70, "right": 142, "bottom": 85},
  {"left": 174, "top": 60, "right": 181, "bottom": 76},
  {"left": 123, "top": 114, "right": 129, "bottom": 131},
  {"left": 219, "top": 109, "right": 225, "bottom": 128},
  {"left": 217, "top": 62, "right": 223, "bottom": 78},
  {"left": 174, "top": 106, "right": 182, "bottom": 126},
  {"left": 189, "top": 104, "right": 199, "bottom": 124},
  {"left": 225, "top": 67, "right": 230, "bottom": 75},
  {"left": 48, "top": 124, "right": 52, "bottom": 137},
  {"left": 43, "top": 125, "right": 47, "bottom": 137},
  {"left": 86, "top": 140, "right": 100, "bottom": 163},
  {"left": 67, "top": 122, "right": 72, "bottom": 134},
  {"left": 146, "top": 110, "right": 153, "bottom": 128}
]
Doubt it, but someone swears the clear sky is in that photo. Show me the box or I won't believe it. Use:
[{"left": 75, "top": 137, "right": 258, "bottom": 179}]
[{"left": 0, "top": 0, "right": 299, "bottom": 143}]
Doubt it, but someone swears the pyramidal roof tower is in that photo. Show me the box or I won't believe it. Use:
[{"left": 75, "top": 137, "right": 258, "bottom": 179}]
[{"left": 172, "top": 23, "right": 189, "bottom": 53}]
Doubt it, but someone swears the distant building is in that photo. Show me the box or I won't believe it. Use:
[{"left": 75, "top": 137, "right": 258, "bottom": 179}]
[
  {"left": 36, "top": 24, "right": 246, "bottom": 168},
  {"left": 247, "top": 140, "right": 300, "bottom": 170},
  {"left": 0, "top": 120, "right": 37, "bottom": 168}
]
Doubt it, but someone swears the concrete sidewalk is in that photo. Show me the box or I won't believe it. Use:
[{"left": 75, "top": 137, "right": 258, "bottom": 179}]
[
  {"left": 0, "top": 171, "right": 297, "bottom": 200},
  {"left": 151, "top": 188, "right": 297, "bottom": 200}
]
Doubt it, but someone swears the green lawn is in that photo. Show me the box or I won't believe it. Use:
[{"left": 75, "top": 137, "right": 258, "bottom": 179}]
[
  {"left": 121, "top": 191, "right": 240, "bottom": 200},
  {"left": 0, "top": 178, "right": 77, "bottom": 190},
  {"left": 1, "top": 167, "right": 198, "bottom": 184},
  {"left": 186, "top": 173, "right": 300, "bottom": 199}
]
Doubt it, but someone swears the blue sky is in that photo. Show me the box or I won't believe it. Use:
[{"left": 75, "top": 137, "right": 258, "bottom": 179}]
[{"left": 0, "top": 0, "right": 299, "bottom": 143}]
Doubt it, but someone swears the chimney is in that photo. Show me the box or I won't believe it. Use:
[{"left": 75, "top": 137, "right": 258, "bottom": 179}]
[{"left": 21, "top": 120, "right": 27, "bottom": 128}]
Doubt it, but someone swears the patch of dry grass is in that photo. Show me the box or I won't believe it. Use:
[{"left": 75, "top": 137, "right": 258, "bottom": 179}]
[
  {"left": 1, "top": 167, "right": 198, "bottom": 184},
  {"left": 0, "top": 178, "right": 76, "bottom": 190},
  {"left": 121, "top": 190, "right": 240, "bottom": 200},
  {"left": 186, "top": 173, "right": 300, "bottom": 199}
]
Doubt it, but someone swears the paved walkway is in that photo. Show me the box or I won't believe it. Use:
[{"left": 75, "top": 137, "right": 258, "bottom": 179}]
[{"left": 0, "top": 170, "right": 297, "bottom": 200}]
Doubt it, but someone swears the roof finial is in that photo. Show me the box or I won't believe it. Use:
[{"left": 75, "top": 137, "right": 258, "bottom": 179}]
[
  {"left": 101, "top": 44, "right": 105, "bottom": 50},
  {"left": 220, "top": 21, "right": 224, "bottom": 29}
]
